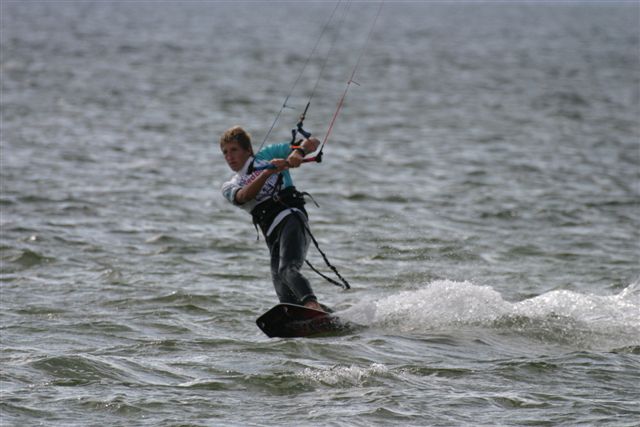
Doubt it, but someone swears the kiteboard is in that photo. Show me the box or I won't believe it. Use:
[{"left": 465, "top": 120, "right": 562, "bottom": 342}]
[{"left": 256, "top": 303, "right": 353, "bottom": 338}]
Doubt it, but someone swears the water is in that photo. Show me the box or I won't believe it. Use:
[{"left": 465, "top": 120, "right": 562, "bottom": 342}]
[{"left": 1, "top": 1, "right": 639, "bottom": 426}]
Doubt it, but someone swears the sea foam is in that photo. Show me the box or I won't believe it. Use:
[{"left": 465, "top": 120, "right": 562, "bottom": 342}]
[{"left": 340, "top": 280, "right": 640, "bottom": 349}]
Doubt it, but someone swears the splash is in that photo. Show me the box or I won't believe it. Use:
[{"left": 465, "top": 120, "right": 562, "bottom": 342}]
[
  {"left": 342, "top": 280, "right": 511, "bottom": 329},
  {"left": 340, "top": 280, "right": 640, "bottom": 349}
]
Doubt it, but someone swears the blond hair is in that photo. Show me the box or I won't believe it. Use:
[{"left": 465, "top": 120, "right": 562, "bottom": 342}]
[{"left": 220, "top": 126, "right": 253, "bottom": 152}]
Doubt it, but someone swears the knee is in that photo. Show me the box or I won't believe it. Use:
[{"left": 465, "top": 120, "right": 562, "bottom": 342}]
[{"left": 278, "top": 264, "right": 301, "bottom": 280}]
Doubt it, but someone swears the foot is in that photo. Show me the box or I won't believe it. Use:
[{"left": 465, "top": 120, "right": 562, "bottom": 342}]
[{"left": 304, "top": 300, "right": 325, "bottom": 312}]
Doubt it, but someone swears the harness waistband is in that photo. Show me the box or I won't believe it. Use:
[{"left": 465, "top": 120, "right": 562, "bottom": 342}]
[{"left": 251, "top": 187, "right": 307, "bottom": 237}]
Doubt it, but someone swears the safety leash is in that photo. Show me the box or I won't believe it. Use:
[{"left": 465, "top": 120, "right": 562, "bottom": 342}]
[{"left": 294, "top": 211, "right": 351, "bottom": 290}]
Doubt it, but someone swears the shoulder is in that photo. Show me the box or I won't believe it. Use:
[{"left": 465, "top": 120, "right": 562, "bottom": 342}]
[{"left": 256, "top": 143, "right": 291, "bottom": 161}]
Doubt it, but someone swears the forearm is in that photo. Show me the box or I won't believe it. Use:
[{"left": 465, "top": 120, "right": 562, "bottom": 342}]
[
  {"left": 235, "top": 138, "right": 320, "bottom": 204},
  {"left": 234, "top": 170, "right": 275, "bottom": 204},
  {"left": 298, "top": 136, "right": 320, "bottom": 155},
  {"left": 288, "top": 136, "right": 320, "bottom": 165}
]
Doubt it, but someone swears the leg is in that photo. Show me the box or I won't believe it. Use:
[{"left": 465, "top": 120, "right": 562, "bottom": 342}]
[
  {"left": 277, "top": 214, "right": 317, "bottom": 305},
  {"left": 268, "top": 227, "right": 299, "bottom": 304}
]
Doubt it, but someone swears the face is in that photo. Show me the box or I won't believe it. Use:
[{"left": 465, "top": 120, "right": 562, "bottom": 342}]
[{"left": 222, "top": 140, "right": 252, "bottom": 172}]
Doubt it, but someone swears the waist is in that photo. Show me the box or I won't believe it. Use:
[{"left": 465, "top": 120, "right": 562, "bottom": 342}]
[{"left": 250, "top": 187, "right": 307, "bottom": 236}]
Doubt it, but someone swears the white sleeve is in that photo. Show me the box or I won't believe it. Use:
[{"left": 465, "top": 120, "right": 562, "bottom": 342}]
[{"left": 221, "top": 178, "right": 241, "bottom": 206}]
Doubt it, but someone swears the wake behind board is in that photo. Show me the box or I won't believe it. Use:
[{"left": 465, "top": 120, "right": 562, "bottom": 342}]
[{"left": 256, "top": 303, "right": 352, "bottom": 338}]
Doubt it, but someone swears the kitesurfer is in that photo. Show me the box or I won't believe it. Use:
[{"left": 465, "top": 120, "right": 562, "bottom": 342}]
[{"left": 220, "top": 126, "right": 325, "bottom": 311}]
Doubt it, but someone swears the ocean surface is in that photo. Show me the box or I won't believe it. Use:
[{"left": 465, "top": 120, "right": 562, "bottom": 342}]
[{"left": 1, "top": 1, "right": 639, "bottom": 426}]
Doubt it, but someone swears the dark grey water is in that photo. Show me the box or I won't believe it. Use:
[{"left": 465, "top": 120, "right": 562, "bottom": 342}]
[{"left": 1, "top": 1, "right": 639, "bottom": 426}]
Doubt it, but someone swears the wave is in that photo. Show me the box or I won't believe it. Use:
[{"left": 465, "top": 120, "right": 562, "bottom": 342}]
[
  {"left": 340, "top": 280, "right": 640, "bottom": 350},
  {"left": 296, "top": 363, "right": 389, "bottom": 386},
  {"left": 1, "top": 248, "right": 56, "bottom": 272}
]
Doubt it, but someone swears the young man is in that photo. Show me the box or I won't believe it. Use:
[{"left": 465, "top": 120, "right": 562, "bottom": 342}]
[{"left": 220, "top": 126, "right": 325, "bottom": 311}]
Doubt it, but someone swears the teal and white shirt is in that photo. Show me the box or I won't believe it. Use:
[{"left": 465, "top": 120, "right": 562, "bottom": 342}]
[{"left": 221, "top": 143, "right": 300, "bottom": 236}]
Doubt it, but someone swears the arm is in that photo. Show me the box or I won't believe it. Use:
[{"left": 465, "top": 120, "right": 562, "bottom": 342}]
[
  {"left": 286, "top": 136, "right": 320, "bottom": 168},
  {"left": 234, "top": 168, "right": 278, "bottom": 205},
  {"left": 235, "top": 138, "right": 319, "bottom": 203},
  {"left": 234, "top": 154, "right": 297, "bottom": 204}
]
